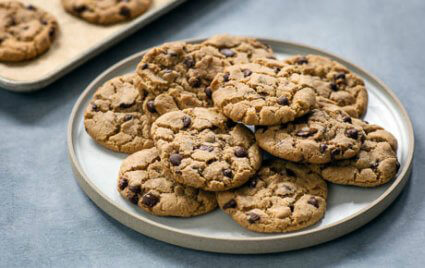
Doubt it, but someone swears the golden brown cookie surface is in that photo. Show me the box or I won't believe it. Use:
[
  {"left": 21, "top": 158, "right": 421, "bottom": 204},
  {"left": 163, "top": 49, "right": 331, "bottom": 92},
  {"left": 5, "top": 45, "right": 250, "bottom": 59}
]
[{"left": 0, "top": 1, "right": 58, "bottom": 62}]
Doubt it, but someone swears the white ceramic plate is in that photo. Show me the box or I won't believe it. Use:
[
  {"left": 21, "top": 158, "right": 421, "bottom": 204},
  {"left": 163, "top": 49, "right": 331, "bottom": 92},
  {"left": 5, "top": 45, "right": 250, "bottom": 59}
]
[{"left": 67, "top": 38, "right": 414, "bottom": 254}]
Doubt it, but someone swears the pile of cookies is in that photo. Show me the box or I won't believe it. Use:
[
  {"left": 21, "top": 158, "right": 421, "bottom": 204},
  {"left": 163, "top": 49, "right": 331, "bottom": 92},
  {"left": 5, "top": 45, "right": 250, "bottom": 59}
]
[
  {"left": 84, "top": 35, "right": 400, "bottom": 233},
  {"left": 0, "top": 0, "right": 151, "bottom": 62}
]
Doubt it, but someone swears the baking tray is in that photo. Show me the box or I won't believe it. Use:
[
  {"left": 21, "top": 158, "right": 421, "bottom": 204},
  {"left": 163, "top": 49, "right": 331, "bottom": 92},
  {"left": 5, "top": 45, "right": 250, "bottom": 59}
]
[
  {"left": 0, "top": 0, "right": 185, "bottom": 92},
  {"left": 67, "top": 38, "right": 414, "bottom": 254}
]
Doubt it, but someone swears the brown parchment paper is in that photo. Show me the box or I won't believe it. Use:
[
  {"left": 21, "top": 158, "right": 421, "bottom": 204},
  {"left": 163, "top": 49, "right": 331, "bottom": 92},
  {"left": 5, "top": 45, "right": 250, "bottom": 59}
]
[{"left": 0, "top": 0, "right": 177, "bottom": 86}]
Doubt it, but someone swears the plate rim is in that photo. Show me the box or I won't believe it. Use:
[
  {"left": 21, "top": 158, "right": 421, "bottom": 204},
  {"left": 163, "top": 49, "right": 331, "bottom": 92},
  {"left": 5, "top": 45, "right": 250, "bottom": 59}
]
[{"left": 67, "top": 37, "right": 415, "bottom": 252}]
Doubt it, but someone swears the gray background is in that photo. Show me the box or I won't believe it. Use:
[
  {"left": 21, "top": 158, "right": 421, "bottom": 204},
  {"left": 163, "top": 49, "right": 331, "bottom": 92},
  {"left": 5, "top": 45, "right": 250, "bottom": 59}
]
[{"left": 1, "top": 0, "right": 424, "bottom": 267}]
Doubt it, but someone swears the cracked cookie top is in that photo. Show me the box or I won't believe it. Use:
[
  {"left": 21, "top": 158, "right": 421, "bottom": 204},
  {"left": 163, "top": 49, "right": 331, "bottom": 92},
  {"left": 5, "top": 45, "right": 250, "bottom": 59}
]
[
  {"left": 312, "top": 122, "right": 399, "bottom": 187},
  {"left": 282, "top": 54, "right": 368, "bottom": 118},
  {"left": 118, "top": 147, "right": 217, "bottom": 217},
  {"left": 151, "top": 107, "right": 262, "bottom": 191},
  {"left": 210, "top": 58, "right": 316, "bottom": 125},
  {"left": 61, "top": 0, "right": 151, "bottom": 25},
  {"left": 255, "top": 107, "right": 366, "bottom": 164},
  {"left": 217, "top": 159, "right": 327, "bottom": 233},
  {"left": 84, "top": 74, "right": 156, "bottom": 154},
  {"left": 136, "top": 36, "right": 274, "bottom": 115},
  {"left": 0, "top": 1, "right": 58, "bottom": 62}
]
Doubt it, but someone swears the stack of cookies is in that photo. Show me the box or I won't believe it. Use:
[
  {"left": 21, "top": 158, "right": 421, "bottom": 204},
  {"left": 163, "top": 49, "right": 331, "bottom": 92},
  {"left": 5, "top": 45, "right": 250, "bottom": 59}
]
[{"left": 84, "top": 35, "right": 400, "bottom": 233}]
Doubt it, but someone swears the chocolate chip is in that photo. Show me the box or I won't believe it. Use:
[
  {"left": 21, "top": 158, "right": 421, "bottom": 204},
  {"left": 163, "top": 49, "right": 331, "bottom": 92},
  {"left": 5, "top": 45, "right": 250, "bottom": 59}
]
[
  {"left": 146, "top": 100, "right": 156, "bottom": 113},
  {"left": 307, "top": 197, "right": 319, "bottom": 208},
  {"left": 248, "top": 177, "right": 257, "bottom": 188},
  {"left": 27, "top": 4, "right": 36, "bottom": 11},
  {"left": 296, "top": 127, "right": 318, "bottom": 137},
  {"left": 296, "top": 56, "right": 308, "bottom": 65},
  {"left": 124, "top": 114, "right": 133, "bottom": 121},
  {"left": 223, "top": 199, "right": 237, "bottom": 209},
  {"left": 220, "top": 48, "right": 235, "bottom": 57},
  {"left": 330, "top": 82, "right": 339, "bottom": 91},
  {"left": 141, "top": 63, "right": 148, "bottom": 69},
  {"left": 242, "top": 69, "right": 252, "bottom": 77},
  {"left": 226, "top": 119, "right": 236, "bottom": 128},
  {"left": 119, "top": 6, "right": 131, "bottom": 17},
  {"left": 184, "top": 57, "right": 195, "bottom": 68},
  {"left": 199, "top": 145, "right": 214, "bottom": 152},
  {"left": 289, "top": 204, "right": 294, "bottom": 212},
  {"left": 205, "top": 87, "right": 212, "bottom": 98},
  {"left": 346, "top": 128, "right": 359, "bottom": 139},
  {"left": 331, "top": 148, "right": 341, "bottom": 159},
  {"left": 335, "top": 72, "right": 346, "bottom": 80},
  {"left": 170, "top": 153, "right": 182, "bottom": 166},
  {"left": 142, "top": 193, "right": 159, "bottom": 207},
  {"left": 223, "top": 73, "right": 230, "bottom": 82},
  {"left": 222, "top": 168, "right": 233, "bottom": 178},
  {"left": 267, "top": 56, "right": 277, "bottom": 60},
  {"left": 247, "top": 212, "right": 260, "bottom": 224},
  {"left": 73, "top": 5, "right": 87, "bottom": 13},
  {"left": 118, "top": 177, "right": 128, "bottom": 190},
  {"left": 275, "top": 67, "right": 281, "bottom": 74},
  {"left": 92, "top": 104, "right": 99, "bottom": 111},
  {"left": 361, "top": 134, "right": 366, "bottom": 143},
  {"left": 342, "top": 116, "right": 352, "bottom": 123},
  {"left": 129, "top": 184, "right": 141, "bottom": 194},
  {"left": 371, "top": 161, "right": 379, "bottom": 170},
  {"left": 119, "top": 102, "right": 134, "bottom": 109},
  {"left": 234, "top": 147, "right": 248, "bottom": 158},
  {"left": 319, "top": 144, "right": 328, "bottom": 153},
  {"left": 277, "top": 96, "right": 289, "bottom": 106},
  {"left": 48, "top": 28, "right": 56, "bottom": 39},
  {"left": 129, "top": 194, "right": 139, "bottom": 204},
  {"left": 206, "top": 159, "right": 216, "bottom": 165},
  {"left": 191, "top": 78, "right": 201, "bottom": 88},
  {"left": 40, "top": 19, "right": 48, "bottom": 25},
  {"left": 182, "top": 116, "right": 191, "bottom": 129},
  {"left": 286, "top": 169, "right": 296, "bottom": 177}
]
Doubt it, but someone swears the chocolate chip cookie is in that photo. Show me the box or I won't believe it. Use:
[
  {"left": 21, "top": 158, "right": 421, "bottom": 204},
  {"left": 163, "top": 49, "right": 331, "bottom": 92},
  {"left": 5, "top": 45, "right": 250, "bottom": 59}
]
[
  {"left": 62, "top": 0, "right": 151, "bottom": 25},
  {"left": 312, "top": 122, "right": 400, "bottom": 187},
  {"left": 151, "top": 107, "right": 262, "bottom": 191},
  {"left": 0, "top": 1, "right": 58, "bottom": 62},
  {"left": 217, "top": 159, "right": 327, "bottom": 233},
  {"left": 84, "top": 74, "right": 157, "bottom": 154},
  {"left": 255, "top": 107, "right": 365, "bottom": 164},
  {"left": 282, "top": 55, "right": 368, "bottom": 118},
  {"left": 210, "top": 58, "right": 316, "bottom": 125},
  {"left": 118, "top": 147, "right": 217, "bottom": 217},
  {"left": 136, "top": 36, "right": 274, "bottom": 115}
]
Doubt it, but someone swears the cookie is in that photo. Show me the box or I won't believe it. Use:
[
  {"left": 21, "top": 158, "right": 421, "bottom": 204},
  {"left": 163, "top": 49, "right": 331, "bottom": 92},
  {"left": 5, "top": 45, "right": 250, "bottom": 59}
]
[
  {"left": 255, "top": 107, "right": 365, "bottom": 164},
  {"left": 312, "top": 122, "right": 400, "bottom": 187},
  {"left": 201, "top": 34, "right": 275, "bottom": 64},
  {"left": 210, "top": 58, "right": 316, "bottom": 125},
  {"left": 0, "top": 1, "right": 58, "bottom": 62},
  {"left": 151, "top": 107, "right": 262, "bottom": 191},
  {"left": 136, "top": 36, "right": 274, "bottom": 115},
  {"left": 118, "top": 148, "right": 217, "bottom": 217},
  {"left": 84, "top": 74, "right": 156, "bottom": 154},
  {"left": 62, "top": 0, "right": 151, "bottom": 25},
  {"left": 281, "top": 55, "right": 368, "bottom": 118},
  {"left": 217, "top": 159, "right": 327, "bottom": 233}
]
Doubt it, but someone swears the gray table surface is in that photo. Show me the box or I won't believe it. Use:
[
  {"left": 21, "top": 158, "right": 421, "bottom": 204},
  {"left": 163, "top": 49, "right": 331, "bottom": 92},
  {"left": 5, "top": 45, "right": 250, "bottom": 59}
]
[{"left": 1, "top": 0, "right": 424, "bottom": 267}]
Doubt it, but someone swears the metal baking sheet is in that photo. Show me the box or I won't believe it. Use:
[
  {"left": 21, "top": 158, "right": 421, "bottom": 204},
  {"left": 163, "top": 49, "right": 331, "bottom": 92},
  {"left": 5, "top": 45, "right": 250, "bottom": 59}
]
[
  {"left": 67, "top": 37, "right": 414, "bottom": 254},
  {"left": 0, "top": 0, "right": 185, "bottom": 92}
]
